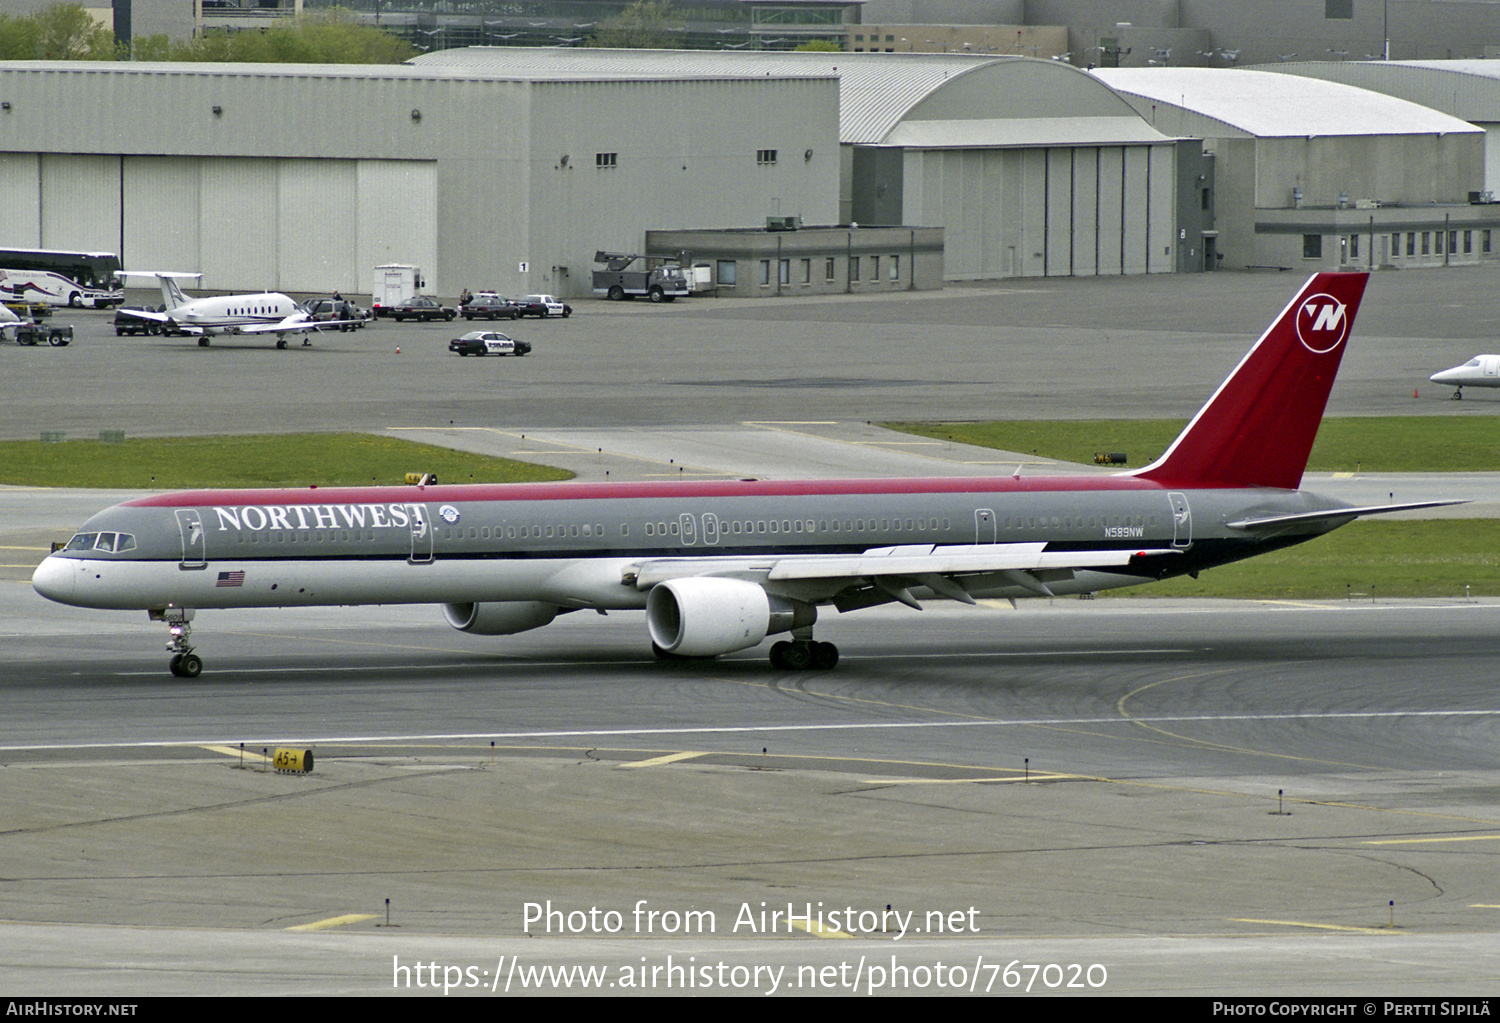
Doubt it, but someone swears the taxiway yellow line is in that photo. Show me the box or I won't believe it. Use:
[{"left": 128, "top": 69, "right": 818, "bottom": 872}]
[
  {"left": 790, "top": 919, "right": 853, "bottom": 939},
  {"left": 287, "top": 914, "right": 378, "bottom": 931},
  {"left": 1364, "top": 834, "right": 1500, "bottom": 845},
  {"left": 1233, "top": 919, "right": 1393, "bottom": 934},
  {"left": 618, "top": 751, "right": 709, "bottom": 769},
  {"left": 199, "top": 744, "right": 273, "bottom": 762}
]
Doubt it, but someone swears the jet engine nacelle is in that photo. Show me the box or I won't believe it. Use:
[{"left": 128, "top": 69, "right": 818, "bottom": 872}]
[
  {"left": 646, "top": 577, "right": 813, "bottom": 657},
  {"left": 442, "top": 601, "right": 560, "bottom": 636}
]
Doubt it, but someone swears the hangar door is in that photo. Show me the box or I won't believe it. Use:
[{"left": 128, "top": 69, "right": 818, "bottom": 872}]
[
  {"left": 7, "top": 153, "right": 436, "bottom": 295},
  {"left": 904, "top": 144, "right": 1174, "bottom": 280}
]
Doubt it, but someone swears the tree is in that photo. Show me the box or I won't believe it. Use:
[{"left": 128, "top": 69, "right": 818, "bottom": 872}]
[
  {"left": 171, "top": 10, "right": 417, "bottom": 64},
  {"left": 33, "top": 3, "right": 113, "bottom": 60},
  {"left": 587, "top": 0, "right": 682, "bottom": 50},
  {"left": 0, "top": 15, "right": 42, "bottom": 60},
  {"left": 794, "top": 40, "right": 842, "bottom": 52}
]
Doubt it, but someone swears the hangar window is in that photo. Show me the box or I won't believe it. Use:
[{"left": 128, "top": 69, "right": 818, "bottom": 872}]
[
  {"left": 717, "top": 260, "right": 737, "bottom": 287},
  {"left": 890, "top": 255, "right": 900, "bottom": 280},
  {"left": 825, "top": 257, "right": 835, "bottom": 282},
  {"left": 757, "top": 149, "right": 778, "bottom": 165},
  {"left": 595, "top": 152, "right": 617, "bottom": 169},
  {"left": 1302, "top": 235, "right": 1322, "bottom": 259}
]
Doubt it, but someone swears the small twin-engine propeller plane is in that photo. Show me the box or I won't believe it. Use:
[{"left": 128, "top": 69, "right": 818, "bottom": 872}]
[
  {"left": 117, "top": 271, "right": 361, "bottom": 348},
  {"left": 33, "top": 272, "right": 1458, "bottom": 677},
  {"left": 1429, "top": 354, "right": 1500, "bottom": 399}
]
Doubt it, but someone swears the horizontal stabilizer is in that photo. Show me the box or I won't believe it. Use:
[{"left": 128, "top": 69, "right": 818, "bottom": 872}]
[{"left": 1228, "top": 500, "right": 1467, "bottom": 531}]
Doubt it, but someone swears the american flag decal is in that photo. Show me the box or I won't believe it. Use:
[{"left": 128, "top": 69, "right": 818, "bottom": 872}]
[{"left": 216, "top": 571, "right": 245, "bottom": 588}]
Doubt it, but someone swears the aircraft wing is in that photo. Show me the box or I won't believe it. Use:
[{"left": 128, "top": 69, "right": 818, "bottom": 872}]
[
  {"left": 236, "top": 312, "right": 322, "bottom": 334},
  {"left": 632, "top": 542, "right": 1179, "bottom": 607}
]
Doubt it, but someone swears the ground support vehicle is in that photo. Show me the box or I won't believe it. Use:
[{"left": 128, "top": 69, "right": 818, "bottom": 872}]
[
  {"left": 15, "top": 322, "right": 72, "bottom": 346},
  {"left": 592, "top": 252, "right": 690, "bottom": 303}
]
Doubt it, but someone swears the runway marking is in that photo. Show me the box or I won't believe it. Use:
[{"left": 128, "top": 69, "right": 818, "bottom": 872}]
[
  {"left": 1115, "top": 668, "right": 1391, "bottom": 772},
  {"left": 8, "top": 707, "right": 1500, "bottom": 751},
  {"left": 1363, "top": 835, "right": 1500, "bottom": 845},
  {"left": 742, "top": 421, "right": 839, "bottom": 425},
  {"left": 286, "top": 914, "right": 377, "bottom": 931},
  {"left": 618, "top": 751, "right": 708, "bottom": 769},
  {"left": 1232, "top": 918, "right": 1393, "bottom": 935},
  {"left": 859, "top": 774, "right": 1073, "bottom": 785}
]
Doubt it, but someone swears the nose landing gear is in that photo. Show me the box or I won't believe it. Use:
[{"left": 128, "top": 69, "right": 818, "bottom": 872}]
[{"left": 151, "top": 607, "right": 203, "bottom": 678}]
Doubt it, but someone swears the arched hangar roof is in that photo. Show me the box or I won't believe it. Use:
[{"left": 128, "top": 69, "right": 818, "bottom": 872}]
[
  {"left": 1093, "top": 66, "right": 1480, "bottom": 139},
  {"left": 1262, "top": 60, "right": 1500, "bottom": 124},
  {"left": 411, "top": 48, "right": 1170, "bottom": 147}
]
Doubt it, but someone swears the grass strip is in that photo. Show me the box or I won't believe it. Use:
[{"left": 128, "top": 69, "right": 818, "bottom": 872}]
[
  {"left": 0, "top": 433, "right": 571, "bottom": 489},
  {"left": 1120, "top": 519, "right": 1500, "bottom": 599},
  {"left": 885, "top": 417, "right": 1500, "bottom": 473}
]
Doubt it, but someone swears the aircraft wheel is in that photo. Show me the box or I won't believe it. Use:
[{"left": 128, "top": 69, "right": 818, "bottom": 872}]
[
  {"left": 197, "top": 337, "right": 209, "bottom": 347},
  {"left": 276, "top": 338, "right": 287, "bottom": 350},
  {"left": 811, "top": 641, "right": 839, "bottom": 671},
  {"left": 169, "top": 654, "right": 183, "bottom": 676},
  {"left": 769, "top": 640, "right": 790, "bottom": 669},
  {"left": 177, "top": 653, "right": 203, "bottom": 678}
]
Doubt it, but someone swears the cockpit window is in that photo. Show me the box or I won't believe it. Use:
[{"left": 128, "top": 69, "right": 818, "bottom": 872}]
[{"left": 62, "top": 532, "right": 135, "bottom": 553}]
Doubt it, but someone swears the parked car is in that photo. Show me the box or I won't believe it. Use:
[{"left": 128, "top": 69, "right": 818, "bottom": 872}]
[
  {"left": 449, "top": 330, "right": 531, "bottom": 356},
  {"left": 113, "top": 307, "right": 162, "bottom": 336},
  {"left": 114, "top": 305, "right": 187, "bottom": 336},
  {"left": 301, "top": 297, "right": 368, "bottom": 331},
  {"left": 388, "top": 295, "right": 457, "bottom": 322},
  {"left": 515, "top": 294, "right": 572, "bottom": 318},
  {"left": 462, "top": 293, "right": 522, "bottom": 321}
]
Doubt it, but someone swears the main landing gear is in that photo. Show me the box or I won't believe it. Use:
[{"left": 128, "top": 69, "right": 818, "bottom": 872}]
[
  {"left": 151, "top": 607, "right": 203, "bottom": 678},
  {"left": 769, "top": 639, "right": 839, "bottom": 671}
]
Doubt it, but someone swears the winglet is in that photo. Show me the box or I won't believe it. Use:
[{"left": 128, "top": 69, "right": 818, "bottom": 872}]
[{"left": 1134, "top": 272, "right": 1368, "bottom": 490}]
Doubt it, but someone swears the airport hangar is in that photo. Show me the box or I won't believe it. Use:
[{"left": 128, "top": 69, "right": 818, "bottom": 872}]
[
  {"left": 1263, "top": 59, "right": 1500, "bottom": 199},
  {"left": 1095, "top": 66, "right": 1492, "bottom": 273},
  {"left": 0, "top": 51, "right": 1199, "bottom": 299}
]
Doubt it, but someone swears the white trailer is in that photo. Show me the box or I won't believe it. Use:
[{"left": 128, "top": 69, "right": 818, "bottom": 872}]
[{"left": 371, "top": 264, "right": 424, "bottom": 318}]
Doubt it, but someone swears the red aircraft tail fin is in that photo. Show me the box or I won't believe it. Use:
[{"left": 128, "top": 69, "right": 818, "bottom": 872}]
[{"left": 1134, "top": 271, "right": 1368, "bottom": 490}]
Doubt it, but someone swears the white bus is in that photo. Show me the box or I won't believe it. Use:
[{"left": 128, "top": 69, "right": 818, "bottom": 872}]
[{"left": 0, "top": 248, "right": 124, "bottom": 308}]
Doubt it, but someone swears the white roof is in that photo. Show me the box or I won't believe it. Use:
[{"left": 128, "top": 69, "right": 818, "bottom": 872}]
[
  {"left": 414, "top": 49, "right": 1164, "bottom": 145},
  {"left": 1093, "top": 66, "right": 1480, "bottom": 138}
]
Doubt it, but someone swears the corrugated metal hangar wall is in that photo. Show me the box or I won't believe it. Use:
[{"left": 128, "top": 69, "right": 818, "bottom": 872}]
[
  {"left": 0, "top": 152, "right": 435, "bottom": 295},
  {"left": 0, "top": 61, "right": 840, "bottom": 299},
  {"left": 900, "top": 144, "right": 1175, "bottom": 278}
]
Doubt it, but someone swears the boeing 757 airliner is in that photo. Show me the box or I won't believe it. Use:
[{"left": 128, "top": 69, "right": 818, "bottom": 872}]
[{"left": 33, "top": 272, "right": 1452, "bottom": 677}]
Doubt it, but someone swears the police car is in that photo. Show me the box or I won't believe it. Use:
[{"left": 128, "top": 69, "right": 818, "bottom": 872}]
[
  {"left": 515, "top": 294, "right": 572, "bottom": 318},
  {"left": 448, "top": 330, "right": 531, "bottom": 356}
]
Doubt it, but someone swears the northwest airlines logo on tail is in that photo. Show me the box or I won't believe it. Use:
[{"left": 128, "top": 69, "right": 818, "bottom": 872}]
[{"left": 1296, "top": 294, "right": 1349, "bottom": 353}]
